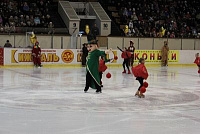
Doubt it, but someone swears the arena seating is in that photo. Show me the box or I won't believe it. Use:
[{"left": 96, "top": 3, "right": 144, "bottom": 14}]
[
  {"left": 0, "top": 0, "right": 66, "bottom": 34},
  {"left": 100, "top": 0, "right": 200, "bottom": 38},
  {"left": 0, "top": 0, "right": 199, "bottom": 38}
]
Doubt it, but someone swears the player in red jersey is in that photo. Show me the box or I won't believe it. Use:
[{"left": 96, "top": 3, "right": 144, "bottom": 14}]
[
  {"left": 32, "top": 41, "right": 42, "bottom": 67},
  {"left": 117, "top": 46, "right": 131, "bottom": 74},
  {"left": 132, "top": 58, "right": 148, "bottom": 98},
  {"left": 194, "top": 53, "right": 200, "bottom": 74}
]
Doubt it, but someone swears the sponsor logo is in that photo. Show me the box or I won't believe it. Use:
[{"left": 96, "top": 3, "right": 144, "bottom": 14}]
[
  {"left": 133, "top": 50, "right": 179, "bottom": 63},
  {"left": 11, "top": 50, "right": 60, "bottom": 63},
  {"left": 61, "top": 50, "right": 74, "bottom": 63}
]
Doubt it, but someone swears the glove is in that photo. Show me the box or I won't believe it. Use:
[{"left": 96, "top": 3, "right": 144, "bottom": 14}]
[{"left": 105, "top": 48, "right": 112, "bottom": 54}]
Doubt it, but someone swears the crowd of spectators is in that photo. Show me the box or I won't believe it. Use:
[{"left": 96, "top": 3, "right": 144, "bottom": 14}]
[
  {"left": 0, "top": 0, "right": 54, "bottom": 33},
  {"left": 104, "top": 0, "right": 200, "bottom": 38}
]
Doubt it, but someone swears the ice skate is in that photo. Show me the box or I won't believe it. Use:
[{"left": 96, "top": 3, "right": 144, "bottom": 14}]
[
  {"left": 135, "top": 91, "right": 140, "bottom": 97},
  {"left": 96, "top": 90, "right": 102, "bottom": 94},
  {"left": 128, "top": 70, "right": 131, "bottom": 74},
  {"left": 140, "top": 92, "right": 145, "bottom": 98},
  {"left": 84, "top": 88, "right": 88, "bottom": 93},
  {"left": 122, "top": 70, "right": 126, "bottom": 73}
]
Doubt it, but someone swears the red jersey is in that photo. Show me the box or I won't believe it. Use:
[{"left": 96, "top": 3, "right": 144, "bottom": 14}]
[
  {"left": 132, "top": 64, "right": 148, "bottom": 79},
  {"left": 194, "top": 57, "right": 200, "bottom": 65},
  {"left": 32, "top": 45, "right": 41, "bottom": 56},
  {"left": 99, "top": 59, "right": 107, "bottom": 72},
  {"left": 121, "top": 51, "right": 131, "bottom": 59}
]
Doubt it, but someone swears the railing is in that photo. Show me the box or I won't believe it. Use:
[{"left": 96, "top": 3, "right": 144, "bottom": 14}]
[
  {"left": 97, "top": 36, "right": 200, "bottom": 50},
  {"left": 0, "top": 27, "right": 69, "bottom": 35},
  {"left": 0, "top": 34, "right": 199, "bottom": 50}
]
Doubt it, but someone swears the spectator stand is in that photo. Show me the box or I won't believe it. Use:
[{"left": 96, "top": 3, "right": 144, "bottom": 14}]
[
  {"left": 100, "top": 0, "right": 200, "bottom": 38},
  {"left": 0, "top": 0, "right": 66, "bottom": 35}
]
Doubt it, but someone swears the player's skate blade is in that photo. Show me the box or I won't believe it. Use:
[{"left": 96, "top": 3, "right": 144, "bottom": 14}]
[
  {"left": 84, "top": 89, "right": 88, "bottom": 93},
  {"left": 96, "top": 90, "right": 102, "bottom": 94}
]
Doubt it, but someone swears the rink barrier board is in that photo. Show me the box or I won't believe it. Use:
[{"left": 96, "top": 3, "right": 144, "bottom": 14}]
[
  {"left": 1, "top": 48, "right": 199, "bottom": 67},
  {"left": 0, "top": 64, "right": 196, "bottom": 68}
]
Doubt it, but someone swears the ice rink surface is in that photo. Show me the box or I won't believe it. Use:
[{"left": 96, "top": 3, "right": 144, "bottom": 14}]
[{"left": 0, "top": 66, "right": 200, "bottom": 134}]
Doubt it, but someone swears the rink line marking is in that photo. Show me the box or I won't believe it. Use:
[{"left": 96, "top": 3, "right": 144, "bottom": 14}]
[
  {"left": 174, "top": 113, "right": 200, "bottom": 123},
  {"left": 45, "top": 107, "right": 200, "bottom": 133},
  {"left": 0, "top": 68, "right": 89, "bottom": 92},
  {"left": 1, "top": 68, "right": 87, "bottom": 87},
  {"left": 0, "top": 87, "right": 200, "bottom": 114},
  {"left": 4, "top": 68, "right": 50, "bottom": 81},
  {"left": 0, "top": 88, "right": 200, "bottom": 114},
  {"left": 148, "top": 68, "right": 199, "bottom": 77},
  {"left": 63, "top": 115, "right": 146, "bottom": 133},
  {"left": 0, "top": 64, "right": 196, "bottom": 68},
  {"left": 1, "top": 103, "right": 200, "bottom": 114},
  {"left": 1, "top": 64, "right": 107, "bottom": 68},
  {"left": 0, "top": 82, "right": 199, "bottom": 112},
  {"left": 0, "top": 106, "right": 182, "bottom": 134},
  {"left": 0, "top": 93, "right": 199, "bottom": 113},
  {"left": 2, "top": 68, "right": 76, "bottom": 86},
  {"left": 0, "top": 67, "right": 200, "bottom": 113}
]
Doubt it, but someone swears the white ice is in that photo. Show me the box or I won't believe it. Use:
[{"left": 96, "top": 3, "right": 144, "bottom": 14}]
[{"left": 0, "top": 66, "right": 200, "bottom": 134}]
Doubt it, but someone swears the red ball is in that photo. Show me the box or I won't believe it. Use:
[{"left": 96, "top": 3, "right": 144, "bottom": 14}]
[
  {"left": 143, "top": 82, "right": 148, "bottom": 88},
  {"left": 114, "top": 56, "right": 118, "bottom": 60},
  {"left": 140, "top": 86, "right": 146, "bottom": 93},
  {"left": 106, "top": 72, "right": 111, "bottom": 79},
  {"left": 198, "top": 70, "right": 200, "bottom": 74}
]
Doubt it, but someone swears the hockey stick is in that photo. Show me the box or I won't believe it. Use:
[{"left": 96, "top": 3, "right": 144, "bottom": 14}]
[{"left": 117, "top": 46, "right": 123, "bottom": 52}]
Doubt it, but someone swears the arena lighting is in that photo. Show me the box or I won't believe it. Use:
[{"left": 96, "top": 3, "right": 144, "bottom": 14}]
[{"left": 79, "top": 31, "right": 85, "bottom": 34}]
